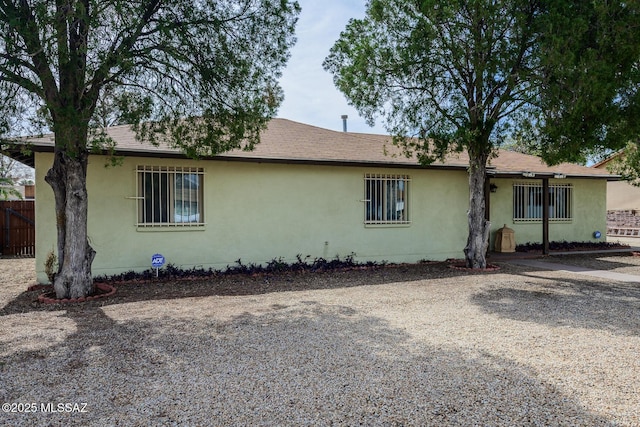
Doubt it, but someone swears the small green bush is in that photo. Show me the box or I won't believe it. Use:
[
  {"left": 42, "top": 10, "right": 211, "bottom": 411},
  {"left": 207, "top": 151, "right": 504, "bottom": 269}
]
[{"left": 44, "top": 250, "right": 57, "bottom": 283}]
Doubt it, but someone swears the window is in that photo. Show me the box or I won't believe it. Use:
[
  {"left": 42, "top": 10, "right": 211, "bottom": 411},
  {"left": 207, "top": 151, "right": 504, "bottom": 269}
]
[
  {"left": 513, "top": 182, "right": 572, "bottom": 222},
  {"left": 364, "top": 174, "right": 410, "bottom": 225},
  {"left": 137, "top": 166, "right": 204, "bottom": 226}
]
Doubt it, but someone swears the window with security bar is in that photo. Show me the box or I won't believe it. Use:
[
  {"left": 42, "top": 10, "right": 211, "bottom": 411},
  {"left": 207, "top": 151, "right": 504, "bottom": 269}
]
[
  {"left": 136, "top": 166, "right": 204, "bottom": 226},
  {"left": 364, "top": 174, "right": 410, "bottom": 225},
  {"left": 513, "top": 182, "right": 572, "bottom": 222}
]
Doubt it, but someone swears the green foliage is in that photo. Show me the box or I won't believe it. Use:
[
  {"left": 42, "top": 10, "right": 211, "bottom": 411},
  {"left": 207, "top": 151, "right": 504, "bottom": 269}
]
[
  {"left": 0, "top": 176, "right": 20, "bottom": 200},
  {"left": 500, "top": 136, "right": 542, "bottom": 157},
  {"left": 519, "top": 1, "right": 640, "bottom": 165},
  {"left": 607, "top": 142, "right": 640, "bottom": 186},
  {"left": 44, "top": 250, "right": 58, "bottom": 284},
  {"left": 324, "top": 0, "right": 640, "bottom": 165},
  {"left": 0, "top": 147, "right": 31, "bottom": 199},
  {"left": 324, "top": 0, "right": 541, "bottom": 163},
  {"left": 0, "top": 0, "right": 301, "bottom": 155}
]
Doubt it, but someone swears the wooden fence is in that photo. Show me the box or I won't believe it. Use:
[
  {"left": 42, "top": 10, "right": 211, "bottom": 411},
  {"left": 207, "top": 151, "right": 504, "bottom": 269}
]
[{"left": 0, "top": 200, "right": 35, "bottom": 257}]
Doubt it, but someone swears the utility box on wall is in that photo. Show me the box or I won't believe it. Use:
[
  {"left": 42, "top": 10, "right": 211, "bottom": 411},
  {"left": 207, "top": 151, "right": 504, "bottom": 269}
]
[{"left": 495, "top": 224, "right": 516, "bottom": 253}]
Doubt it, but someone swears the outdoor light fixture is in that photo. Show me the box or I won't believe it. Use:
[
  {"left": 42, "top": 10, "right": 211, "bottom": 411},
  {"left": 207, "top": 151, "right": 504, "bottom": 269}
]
[
  {"left": 522, "top": 172, "right": 535, "bottom": 178},
  {"left": 553, "top": 173, "right": 566, "bottom": 179},
  {"left": 490, "top": 183, "right": 498, "bottom": 193}
]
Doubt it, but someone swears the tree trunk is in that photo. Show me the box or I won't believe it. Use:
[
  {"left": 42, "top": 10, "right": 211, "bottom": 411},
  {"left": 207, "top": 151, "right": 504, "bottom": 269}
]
[
  {"left": 464, "top": 152, "right": 490, "bottom": 269},
  {"left": 44, "top": 130, "right": 96, "bottom": 299}
]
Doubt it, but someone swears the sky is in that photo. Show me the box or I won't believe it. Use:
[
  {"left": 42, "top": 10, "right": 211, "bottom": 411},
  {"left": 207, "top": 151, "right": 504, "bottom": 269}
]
[
  {"left": 277, "top": 0, "right": 388, "bottom": 135},
  {"left": 4, "top": 1, "right": 378, "bottom": 177}
]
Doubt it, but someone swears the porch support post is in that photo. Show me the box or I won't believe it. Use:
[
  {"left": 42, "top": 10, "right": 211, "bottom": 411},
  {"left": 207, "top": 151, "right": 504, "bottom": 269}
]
[
  {"left": 542, "top": 177, "right": 550, "bottom": 255},
  {"left": 4, "top": 208, "right": 9, "bottom": 250}
]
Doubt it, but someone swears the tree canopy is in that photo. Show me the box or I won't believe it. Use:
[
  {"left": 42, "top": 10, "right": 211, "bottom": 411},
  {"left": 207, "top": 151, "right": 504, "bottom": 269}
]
[
  {"left": 0, "top": 0, "right": 299, "bottom": 298},
  {"left": 1, "top": 0, "right": 299, "bottom": 152},
  {"left": 520, "top": 1, "right": 640, "bottom": 165},
  {"left": 324, "top": 0, "right": 640, "bottom": 268},
  {"left": 607, "top": 141, "right": 640, "bottom": 186}
]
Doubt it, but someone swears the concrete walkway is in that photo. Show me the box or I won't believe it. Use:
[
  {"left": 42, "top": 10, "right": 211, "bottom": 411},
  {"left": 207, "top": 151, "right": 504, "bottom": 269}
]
[{"left": 508, "top": 258, "right": 640, "bottom": 283}]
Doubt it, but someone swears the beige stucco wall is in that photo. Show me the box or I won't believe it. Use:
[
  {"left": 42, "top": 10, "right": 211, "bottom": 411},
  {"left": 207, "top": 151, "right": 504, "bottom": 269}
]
[
  {"left": 35, "top": 153, "right": 473, "bottom": 283},
  {"left": 487, "top": 178, "right": 608, "bottom": 248},
  {"left": 606, "top": 180, "right": 640, "bottom": 211}
]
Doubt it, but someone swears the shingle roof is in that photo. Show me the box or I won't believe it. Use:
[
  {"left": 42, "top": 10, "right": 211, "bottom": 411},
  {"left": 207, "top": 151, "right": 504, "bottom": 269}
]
[
  {"left": 592, "top": 150, "right": 624, "bottom": 170},
  {"left": 23, "top": 118, "right": 615, "bottom": 179}
]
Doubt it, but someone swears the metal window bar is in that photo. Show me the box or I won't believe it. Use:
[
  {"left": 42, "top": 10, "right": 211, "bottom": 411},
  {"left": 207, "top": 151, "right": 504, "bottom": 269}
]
[
  {"left": 364, "top": 174, "right": 410, "bottom": 225},
  {"left": 136, "top": 166, "right": 205, "bottom": 227},
  {"left": 513, "top": 182, "right": 572, "bottom": 222}
]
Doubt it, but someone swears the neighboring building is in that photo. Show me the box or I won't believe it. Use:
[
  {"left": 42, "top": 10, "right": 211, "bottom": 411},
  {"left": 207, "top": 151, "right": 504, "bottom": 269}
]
[
  {"left": 9, "top": 119, "right": 615, "bottom": 283},
  {"left": 593, "top": 153, "right": 640, "bottom": 211},
  {"left": 0, "top": 182, "right": 34, "bottom": 200},
  {"left": 593, "top": 153, "right": 640, "bottom": 237}
]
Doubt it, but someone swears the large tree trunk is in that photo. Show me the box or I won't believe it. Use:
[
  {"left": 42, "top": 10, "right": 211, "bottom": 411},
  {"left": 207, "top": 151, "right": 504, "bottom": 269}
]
[
  {"left": 464, "top": 152, "right": 490, "bottom": 269},
  {"left": 44, "top": 127, "right": 96, "bottom": 299}
]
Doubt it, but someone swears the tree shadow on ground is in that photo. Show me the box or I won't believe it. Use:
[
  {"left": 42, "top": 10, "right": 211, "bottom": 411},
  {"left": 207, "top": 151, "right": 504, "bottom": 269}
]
[
  {"left": 472, "top": 269, "right": 640, "bottom": 336},
  {"left": 0, "top": 262, "right": 509, "bottom": 315},
  {"left": 0, "top": 300, "right": 614, "bottom": 426},
  {"left": 545, "top": 253, "right": 640, "bottom": 272}
]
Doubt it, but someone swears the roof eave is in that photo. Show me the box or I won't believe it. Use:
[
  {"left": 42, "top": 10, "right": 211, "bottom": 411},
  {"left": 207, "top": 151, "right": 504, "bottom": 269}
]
[
  {"left": 114, "top": 149, "right": 474, "bottom": 171},
  {"left": 591, "top": 150, "right": 624, "bottom": 169},
  {"left": 17, "top": 139, "right": 615, "bottom": 179},
  {"left": 490, "top": 171, "right": 620, "bottom": 181},
  {"left": 19, "top": 141, "right": 474, "bottom": 171}
]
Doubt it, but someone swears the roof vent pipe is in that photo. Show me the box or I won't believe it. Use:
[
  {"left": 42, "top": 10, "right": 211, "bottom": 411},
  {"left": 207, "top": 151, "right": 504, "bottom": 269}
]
[{"left": 341, "top": 115, "right": 348, "bottom": 132}]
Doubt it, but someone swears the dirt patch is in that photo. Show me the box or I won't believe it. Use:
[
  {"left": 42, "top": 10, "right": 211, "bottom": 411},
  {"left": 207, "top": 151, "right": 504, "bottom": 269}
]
[
  {"left": 1, "top": 259, "right": 513, "bottom": 315},
  {"left": 37, "top": 282, "right": 117, "bottom": 304},
  {"left": 2, "top": 254, "right": 639, "bottom": 426},
  {"left": 3, "top": 252, "right": 638, "bottom": 315}
]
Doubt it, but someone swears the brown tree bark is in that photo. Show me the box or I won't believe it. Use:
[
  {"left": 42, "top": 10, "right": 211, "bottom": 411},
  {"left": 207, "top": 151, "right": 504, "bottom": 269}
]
[
  {"left": 44, "top": 123, "right": 96, "bottom": 299},
  {"left": 464, "top": 151, "right": 490, "bottom": 269}
]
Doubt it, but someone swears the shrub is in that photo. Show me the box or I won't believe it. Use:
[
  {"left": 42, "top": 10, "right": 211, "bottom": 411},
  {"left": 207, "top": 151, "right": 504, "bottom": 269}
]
[
  {"left": 44, "top": 250, "right": 57, "bottom": 284},
  {"left": 94, "top": 253, "right": 385, "bottom": 283},
  {"left": 515, "top": 240, "right": 628, "bottom": 252}
]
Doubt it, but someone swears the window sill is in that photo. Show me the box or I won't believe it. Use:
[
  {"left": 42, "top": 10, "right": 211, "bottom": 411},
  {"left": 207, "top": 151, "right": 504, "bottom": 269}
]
[
  {"left": 136, "top": 224, "right": 207, "bottom": 231},
  {"left": 512, "top": 219, "right": 573, "bottom": 223},
  {"left": 364, "top": 222, "right": 412, "bottom": 228}
]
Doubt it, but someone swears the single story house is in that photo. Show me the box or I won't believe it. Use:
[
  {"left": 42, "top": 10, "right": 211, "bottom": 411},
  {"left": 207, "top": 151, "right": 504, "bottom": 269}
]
[{"left": 11, "top": 119, "right": 616, "bottom": 283}]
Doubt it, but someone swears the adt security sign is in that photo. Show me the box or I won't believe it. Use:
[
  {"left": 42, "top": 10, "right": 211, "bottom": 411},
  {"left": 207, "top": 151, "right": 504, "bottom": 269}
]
[{"left": 151, "top": 254, "right": 165, "bottom": 269}]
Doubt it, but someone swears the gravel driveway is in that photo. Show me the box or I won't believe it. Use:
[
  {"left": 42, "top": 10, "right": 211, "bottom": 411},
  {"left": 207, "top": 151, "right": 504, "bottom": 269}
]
[{"left": 1, "top": 255, "right": 639, "bottom": 426}]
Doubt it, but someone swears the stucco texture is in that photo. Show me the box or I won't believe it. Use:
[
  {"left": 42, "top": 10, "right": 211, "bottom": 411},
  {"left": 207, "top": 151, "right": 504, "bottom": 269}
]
[
  {"left": 606, "top": 180, "right": 640, "bottom": 211},
  {"left": 487, "top": 178, "right": 607, "bottom": 249},
  {"left": 35, "top": 153, "right": 473, "bottom": 282}
]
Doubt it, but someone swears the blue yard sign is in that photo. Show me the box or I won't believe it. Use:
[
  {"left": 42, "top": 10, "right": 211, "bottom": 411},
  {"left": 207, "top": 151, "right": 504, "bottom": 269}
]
[
  {"left": 151, "top": 253, "right": 165, "bottom": 278},
  {"left": 151, "top": 253, "right": 166, "bottom": 269}
]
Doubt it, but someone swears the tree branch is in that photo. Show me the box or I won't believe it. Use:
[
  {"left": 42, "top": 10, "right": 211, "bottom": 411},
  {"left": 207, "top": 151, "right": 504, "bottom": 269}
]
[{"left": 2, "top": 1, "right": 60, "bottom": 107}]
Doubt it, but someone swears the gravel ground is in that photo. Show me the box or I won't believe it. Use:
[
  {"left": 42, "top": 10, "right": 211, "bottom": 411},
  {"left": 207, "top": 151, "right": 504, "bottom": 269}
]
[
  {"left": 1, "top": 255, "right": 639, "bottom": 426},
  {"left": 544, "top": 252, "right": 640, "bottom": 276}
]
